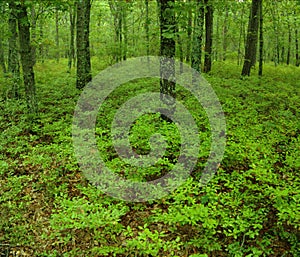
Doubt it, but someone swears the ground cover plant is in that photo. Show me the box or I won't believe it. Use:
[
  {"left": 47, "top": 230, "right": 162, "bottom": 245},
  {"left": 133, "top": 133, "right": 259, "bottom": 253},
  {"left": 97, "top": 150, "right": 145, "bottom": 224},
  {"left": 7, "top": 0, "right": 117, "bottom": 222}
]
[{"left": 0, "top": 59, "right": 299, "bottom": 256}]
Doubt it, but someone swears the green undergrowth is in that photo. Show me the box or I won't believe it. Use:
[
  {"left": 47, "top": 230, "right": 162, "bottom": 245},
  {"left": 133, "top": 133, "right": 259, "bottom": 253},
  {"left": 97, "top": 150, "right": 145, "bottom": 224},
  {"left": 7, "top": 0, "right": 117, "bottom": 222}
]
[{"left": 0, "top": 59, "right": 299, "bottom": 256}]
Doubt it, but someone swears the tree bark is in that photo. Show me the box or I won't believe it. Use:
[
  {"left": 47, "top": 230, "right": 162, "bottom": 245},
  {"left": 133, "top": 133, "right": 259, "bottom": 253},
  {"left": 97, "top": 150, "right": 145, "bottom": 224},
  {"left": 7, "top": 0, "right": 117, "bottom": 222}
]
[
  {"left": 159, "top": 0, "right": 176, "bottom": 120},
  {"left": 76, "top": 0, "right": 92, "bottom": 89},
  {"left": 186, "top": 0, "right": 192, "bottom": 63},
  {"left": 31, "top": 5, "right": 37, "bottom": 66},
  {"left": 287, "top": 19, "right": 291, "bottom": 65},
  {"left": 258, "top": 0, "right": 263, "bottom": 76},
  {"left": 55, "top": 8, "right": 60, "bottom": 63},
  {"left": 295, "top": 11, "right": 300, "bottom": 67},
  {"left": 191, "top": 0, "right": 204, "bottom": 73},
  {"left": 222, "top": 6, "right": 229, "bottom": 61},
  {"left": 17, "top": 1, "right": 38, "bottom": 115},
  {"left": 122, "top": 3, "right": 127, "bottom": 61},
  {"left": 68, "top": 4, "right": 76, "bottom": 71},
  {"left": 8, "top": 2, "right": 20, "bottom": 98},
  {"left": 203, "top": 0, "right": 213, "bottom": 73},
  {"left": 0, "top": 35, "right": 6, "bottom": 74},
  {"left": 145, "top": 0, "right": 150, "bottom": 58},
  {"left": 241, "top": 0, "right": 260, "bottom": 76}
]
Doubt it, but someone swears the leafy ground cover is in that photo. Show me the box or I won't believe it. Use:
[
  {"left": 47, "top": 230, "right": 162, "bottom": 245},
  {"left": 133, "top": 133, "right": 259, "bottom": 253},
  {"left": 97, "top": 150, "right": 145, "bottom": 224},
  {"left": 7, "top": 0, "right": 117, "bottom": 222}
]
[{"left": 0, "top": 59, "right": 299, "bottom": 256}]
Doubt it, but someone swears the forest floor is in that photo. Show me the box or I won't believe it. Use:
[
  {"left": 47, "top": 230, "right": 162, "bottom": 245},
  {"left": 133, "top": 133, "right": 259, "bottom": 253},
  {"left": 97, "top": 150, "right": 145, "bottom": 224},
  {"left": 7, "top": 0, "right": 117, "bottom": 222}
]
[{"left": 0, "top": 59, "right": 300, "bottom": 257}]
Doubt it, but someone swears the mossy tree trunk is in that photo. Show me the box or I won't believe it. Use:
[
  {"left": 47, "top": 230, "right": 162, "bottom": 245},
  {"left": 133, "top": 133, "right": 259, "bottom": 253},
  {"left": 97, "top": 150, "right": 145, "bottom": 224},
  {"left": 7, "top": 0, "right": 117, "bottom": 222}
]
[
  {"left": 17, "top": 1, "right": 38, "bottom": 115},
  {"left": 159, "top": 0, "right": 176, "bottom": 120},
  {"left": 76, "top": 0, "right": 92, "bottom": 89},
  {"left": 241, "top": 0, "right": 260, "bottom": 76},
  {"left": 191, "top": 0, "right": 204, "bottom": 73},
  {"left": 258, "top": 0, "right": 263, "bottom": 76},
  {"left": 203, "top": 0, "right": 213, "bottom": 73},
  {"left": 8, "top": 2, "right": 20, "bottom": 98}
]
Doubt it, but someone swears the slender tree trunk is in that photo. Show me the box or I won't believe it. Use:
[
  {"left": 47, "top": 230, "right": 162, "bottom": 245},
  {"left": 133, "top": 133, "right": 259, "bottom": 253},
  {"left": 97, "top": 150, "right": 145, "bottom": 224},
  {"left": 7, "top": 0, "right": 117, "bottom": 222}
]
[
  {"left": 237, "top": 2, "right": 245, "bottom": 65},
  {"left": 222, "top": 6, "right": 229, "bottom": 61},
  {"left": 123, "top": 3, "right": 127, "bottom": 61},
  {"left": 159, "top": 0, "right": 176, "bottom": 120},
  {"left": 108, "top": 0, "right": 123, "bottom": 62},
  {"left": 55, "top": 8, "right": 60, "bottom": 63},
  {"left": 186, "top": 0, "right": 192, "bottom": 63},
  {"left": 68, "top": 4, "right": 76, "bottom": 71},
  {"left": 145, "top": 0, "right": 150, "bottom": 58},
  {"left": 39, "top": 17, "right": 44, "bottom": 63},
  {"left": 176, "top": 24, "right": 184, "bottom": 73},
  {"left": 8, "top": 2, "right": 20, "bottom": 98},
  {"left": 287, "top": 20, "right": 291, "bottom": 65},
  {"left": 191, "top": 0, "right": 204, "bottom": 73},
  {"left": 258, "top": 0, "right": 263, "bottom": 77},
  {"left": 31, "top": 5, "right": 37, "bottom": 66},
  {"left": 0, "top": 2, "right": 6, "bottom": 74},
  {"left": 270, "top": 1, "right": 279, "bottom": 66},
  {"left": 0, "top": 36, "right": 6, "bottom": 74},
  {"left": 17, "top": 1, "right": 38, "bottom": 115},
  {"left": 203, "top": 0, "right": 213, "bottom": 73},
  {"left": 241, "top": 0, "right": 260, "bottom": 76},
  {"left": 295, "top": 11, "right": 300, "bottom": 67},
  {"left": 76, "top": 0, "right": 92, "bottom": 89}
]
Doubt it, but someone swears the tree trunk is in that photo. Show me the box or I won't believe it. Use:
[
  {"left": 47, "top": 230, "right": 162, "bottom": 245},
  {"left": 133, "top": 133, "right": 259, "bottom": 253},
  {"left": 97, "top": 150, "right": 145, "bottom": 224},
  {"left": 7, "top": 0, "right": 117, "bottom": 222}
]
[
  {"left": 31, "top": 5, "right": 37, "bottom": 66},
  {"left": 76, "top": 0, "right": 92, "bottom": 89},
  {"left": 287, "top": 20, "right": 291, "bottom": 65},
  {"left": 17, "top": 1, "right": 38, "bottom": 115},
  {"left": 191, "top": 0, "right": 204, "bottom": 73},
  {"left": 122, "top": 3, "right": 127, "bottom": 61},
  {"left": 237, "top": 2, "right": 246, "bottom": 65},
  {"left": 270, "top": 1, "right": 279, "bottom": 66},
  {"left": 8, "top": 2, "right": 20, "bottom": 98},
  {"left": 159, "top": 0, "right": 176, "bottom": 120},
  {"left": 258, "top": 0, "right": 263, "bottom": 77},
  {"left": 68, "top": 4, "right": 76, "bottom": 71},
  {"left": 0, "top": 35, "right": 6, "bottom": 74},
  {"left": 186, "top": 0, "right": 192, "bottom": 63},
  {"left": 39, "top": 17, "right": 45, "bottom": 63},
  {"left": 203, "top": 0, "right": 213, "bottom": 73},
  {"left": 108, "top": 0, "right": 123, "bottom": 62},
  {"left": 241, "top": 0, "right": 260, "bottom": 76},
  {"left": 145, "top": 0, "right": 150, "bottom": 58},
  {"left": 55, "top": 8, "right": 60, "bottom": 63},
  {"left": 295, "top": 11, "right": 300, "bottom": 67},
  {"left": 222, "top": 6, "right": 229, "bottom": 61}
]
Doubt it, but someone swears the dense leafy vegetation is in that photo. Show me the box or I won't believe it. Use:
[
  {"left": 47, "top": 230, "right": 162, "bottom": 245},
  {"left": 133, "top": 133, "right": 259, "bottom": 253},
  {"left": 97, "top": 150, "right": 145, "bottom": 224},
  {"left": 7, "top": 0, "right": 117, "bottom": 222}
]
[{"left": 0, "top": 59, "right": 299, "bottom": 256}]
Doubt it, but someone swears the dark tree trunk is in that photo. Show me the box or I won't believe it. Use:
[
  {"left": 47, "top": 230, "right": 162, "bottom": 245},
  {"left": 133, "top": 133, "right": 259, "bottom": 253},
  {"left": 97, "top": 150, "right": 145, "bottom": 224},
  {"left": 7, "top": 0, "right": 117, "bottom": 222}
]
[
  {"left": 8, "top": 2, "right": 20, "bottom": 98},
  {"left": 159, "top": 0, "right": 176, "bottom": 120},
  {"left": 258, "top": 0, "right": 263, "bottom": 76},
  {"left": 191, "top": 0, "right": 204, "bottom": 73},
  {"left": 17, "top": 1, "right": 38, "bottom": 115},
  {"left": 0, "top": 36, "right": 6, "bottom": 74},
  {"left": 241, "top": 0, "right": 260, "bottom": 76},
  {"left": 68, "top": 4, "right": 76, "bottom": 71},
  {"left": 203, "top": 0, "right": 213, "bottom": 73},
  {"left": 76, "top": 0, "right": 92, "bottom": 89}
]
